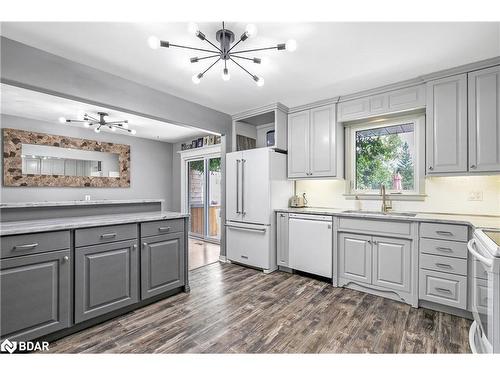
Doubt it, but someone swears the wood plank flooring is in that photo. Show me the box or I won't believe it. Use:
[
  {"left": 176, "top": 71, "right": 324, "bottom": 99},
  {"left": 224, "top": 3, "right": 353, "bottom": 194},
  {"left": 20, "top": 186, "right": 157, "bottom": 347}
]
[{"left": 46, "top": 262, "right": 472, "bottom": 353}]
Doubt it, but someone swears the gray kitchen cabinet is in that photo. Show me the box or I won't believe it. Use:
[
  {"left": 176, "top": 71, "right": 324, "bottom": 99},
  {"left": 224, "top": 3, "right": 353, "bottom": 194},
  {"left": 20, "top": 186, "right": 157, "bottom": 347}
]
[
  {"left": 287, "top": 111, "right": 310, "bottom": 178},
  {"left": 141, "top": 232, "right": 185, "bottom": 300},
  {"left": 276, "top": 212, "right": 289, "bottom": 267},
  {"left": 288, "top": 104, "right": 340, "bottom": 178},
  {"left": 74, "top": 239, "right": 139, "bottom": 323},
  {"left": 372, "top": 236, "right": 411, "bottom": 293},
  {"left": 426, "top": 74, "right": 468, "bottom": 174},
  {"left": 468, "top": 65, "right": 500, "bottom": 173},
  {"left": 338, "top": 232, "right": 372, "bottom": 284},
  {"left": 0, "top": 249, "right": 71, "bottom": 341}
]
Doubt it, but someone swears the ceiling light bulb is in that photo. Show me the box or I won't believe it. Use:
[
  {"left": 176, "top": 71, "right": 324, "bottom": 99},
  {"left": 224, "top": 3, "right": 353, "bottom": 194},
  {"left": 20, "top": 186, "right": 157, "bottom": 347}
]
[
  {"left": 111, "top": 126, "right": 117, "bottom": 132},
  {"left": 222, "top": 68, "right": 230, "bottom": 81},
  {"left": 147, "top": 35, "right": 160, "bottom": 50},
  {"left": 130, "top": 129, "right": 137, "bottom": 135},
  {"left": 192, "top": 73, "right": 202, "bottom": 84},
  {"left": 122, "top": 123, "right": 129, "bottom": 129},
  {"left": 255, "top": 76, "right": 265, "bottom": 87},
  {"left": 77, "top": 110, "right": 85, "bottom": 119},
  {"left": 83, "top": 122, "right": 90, "bottom": 128},
  {"left": 58, "top": 117, "right": 66, "bottom": 123},
  {"left": 188, "top": 22, "right": 199, "bottom": 36},
  {"left": 285, "top": 39, "right": 297, "bottom": 52},
  {"left": 245, "top": 24, "right": 257, "bottom": 38},
  {"left": 94, "top": 127, "right": 101, "bottom": 133}
]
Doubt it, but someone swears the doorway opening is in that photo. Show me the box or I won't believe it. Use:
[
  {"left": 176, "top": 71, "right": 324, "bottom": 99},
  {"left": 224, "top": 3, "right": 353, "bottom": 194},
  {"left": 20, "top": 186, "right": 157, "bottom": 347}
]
[{"left": 186, "top": 155, "right": 221, "bottom": 270}]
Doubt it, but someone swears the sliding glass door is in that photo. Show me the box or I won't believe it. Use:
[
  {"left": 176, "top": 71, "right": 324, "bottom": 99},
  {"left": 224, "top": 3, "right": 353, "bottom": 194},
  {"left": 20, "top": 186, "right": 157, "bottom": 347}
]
[{"left": 187, "top": 156, "right": 221, "bottom": 242}]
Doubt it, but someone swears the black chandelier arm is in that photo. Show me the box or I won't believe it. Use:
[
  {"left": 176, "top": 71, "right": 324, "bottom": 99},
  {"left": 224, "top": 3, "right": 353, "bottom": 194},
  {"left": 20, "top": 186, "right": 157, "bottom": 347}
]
[
  {"left": 191, "top": 54, "right": 220, "bottom": 63},
  {"left": 229, "top": 46, "right": 279, "bottom": 55},
  {"left": 226, "top": 38, "right": 243, "bottom": 54},
  {"left": 229, "top": 57, "right": 255, "bottom": 79},
  {"left": 167, "top": 43, "right": 219, "bottom": 54},
  {"left": 84, "top": 114, "right": 99, "bottom": 121},
  {"left": 201, "top": 57, "right": 222, "bottom": 76},
  {"left": 201, "top": 37, "right": 222, "bottom": 53},
  {"left": 104, "top": 121, "right": 127, "bottom": 125},
  {"left": 231, "top": 55, "right": 261, "bottom": 64}
]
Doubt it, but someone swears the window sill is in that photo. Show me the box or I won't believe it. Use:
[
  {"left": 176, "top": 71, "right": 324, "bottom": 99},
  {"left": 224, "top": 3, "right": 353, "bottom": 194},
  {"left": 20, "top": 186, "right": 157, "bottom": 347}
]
[{"left": 344, "top": 193, "right": 427, "bottom": 201}]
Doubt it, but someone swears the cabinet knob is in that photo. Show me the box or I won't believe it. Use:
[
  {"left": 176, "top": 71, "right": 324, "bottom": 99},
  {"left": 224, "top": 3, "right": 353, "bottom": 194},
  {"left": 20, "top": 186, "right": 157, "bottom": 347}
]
[
  {"left": 63, "top": 256, "right": 69, "bottom": 262},
  {"left": 470, "top": 165, "right": 476, "bottom": 169},
  {"left": 428, "top": 166, "right": 433, "bottom": 170},
  {"left": 280, "top": 214, "right": 285, "bottom": 217}
]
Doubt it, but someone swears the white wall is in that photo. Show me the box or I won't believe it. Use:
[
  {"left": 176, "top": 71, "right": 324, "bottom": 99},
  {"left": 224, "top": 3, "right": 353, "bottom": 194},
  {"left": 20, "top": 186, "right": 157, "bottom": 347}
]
[
  {"left": 296, "top": 176, "right": 500, "bottom": 215},
  {"left": 1, "top": 114, "right": 174, "bottom": 208}
]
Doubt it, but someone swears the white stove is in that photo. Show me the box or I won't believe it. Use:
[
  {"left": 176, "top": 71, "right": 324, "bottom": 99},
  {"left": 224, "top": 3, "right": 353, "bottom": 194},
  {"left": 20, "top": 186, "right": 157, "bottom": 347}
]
[{"left": 468, "top": 228, "right": 500, "bottom": 353}]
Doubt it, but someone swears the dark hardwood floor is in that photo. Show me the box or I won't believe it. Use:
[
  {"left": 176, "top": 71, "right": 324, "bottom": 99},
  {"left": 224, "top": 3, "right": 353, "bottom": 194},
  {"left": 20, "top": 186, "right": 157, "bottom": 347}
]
[{"left": 47, "top": 262, "right": 472, "bottom": 353}]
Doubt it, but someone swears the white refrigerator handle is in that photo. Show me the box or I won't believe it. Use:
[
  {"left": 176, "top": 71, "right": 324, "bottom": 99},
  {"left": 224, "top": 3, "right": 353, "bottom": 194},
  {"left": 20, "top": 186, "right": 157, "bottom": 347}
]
[
  {"left": 236, "top": 159, "right": 241, "bottom": 214},
  {"left": 241, "top": 159, "right": 246, "bottom": 215}
]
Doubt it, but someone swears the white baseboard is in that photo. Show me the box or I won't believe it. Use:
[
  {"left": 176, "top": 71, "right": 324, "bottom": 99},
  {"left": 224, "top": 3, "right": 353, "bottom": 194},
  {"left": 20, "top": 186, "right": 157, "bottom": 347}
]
[{"left": 218, "top": 255, "right": 227, "bottom": 263}]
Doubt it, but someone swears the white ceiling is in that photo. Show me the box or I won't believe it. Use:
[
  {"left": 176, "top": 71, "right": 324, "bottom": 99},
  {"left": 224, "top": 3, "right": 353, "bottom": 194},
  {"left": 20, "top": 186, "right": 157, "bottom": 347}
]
[
  {"left": 0, "top": 84, "right": 211, "bottom": 143},
  {"left": 1, "top": 22, "right": 499, "bottom": 114}
]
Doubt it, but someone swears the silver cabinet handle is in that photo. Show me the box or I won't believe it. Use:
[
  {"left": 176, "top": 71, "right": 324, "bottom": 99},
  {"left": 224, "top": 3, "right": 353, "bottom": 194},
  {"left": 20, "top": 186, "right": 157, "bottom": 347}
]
[
  {"left": 241, "top": 159, "right": 246, "bottom": 215},
  {"left": 241, "top": 255, "right": 249, "bottom": 259},
  {"left": 63, "top": 256, "right": 69, "bottom": 262},
  {"left": 100, "top": 233, "right": 117, "bottom": 239},
  {"left": 435, "top": 287, "right": 452, "bottom": 294},
  {"left": 13, "top": 243, "right": 39, "bottom": 250},
  {"left": 225, "top": 224, "right": 266, "bottom": 233},
  {"left": 158, "top": 226, "right": 171, "bottom": 232},
  {"left": 143, "top": 242, "right": 148, "bottom": 249},
  {"left": 435, "top": 263, "right": 452, "bottom": 269},
  {"left": 280, "top": 213, "right": 285, "bottom": 218},
  {"left": 436, "top": 230, "right": 453, "bottom": 236},
  {"left": 236, "top": 159, "right": 241, "bottom": 214},
  {"left": 436, "top": 246, "right": 452, "bottom": 252},
  {"left": 132, "top": 244, "right": 137, "bottom": 251}
]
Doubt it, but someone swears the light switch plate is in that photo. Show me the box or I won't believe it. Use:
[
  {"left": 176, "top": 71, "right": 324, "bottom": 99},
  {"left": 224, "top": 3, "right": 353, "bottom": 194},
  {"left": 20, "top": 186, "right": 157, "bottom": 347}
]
[{"left": 468, "top": 191, "right": 483, "bottom": 201}]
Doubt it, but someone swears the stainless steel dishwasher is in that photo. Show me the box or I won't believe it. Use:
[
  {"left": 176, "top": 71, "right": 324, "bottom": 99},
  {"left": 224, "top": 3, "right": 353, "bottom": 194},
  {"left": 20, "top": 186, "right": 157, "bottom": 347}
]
[{"left": 288, "top": 213, "right": 333, "bottom": 278}]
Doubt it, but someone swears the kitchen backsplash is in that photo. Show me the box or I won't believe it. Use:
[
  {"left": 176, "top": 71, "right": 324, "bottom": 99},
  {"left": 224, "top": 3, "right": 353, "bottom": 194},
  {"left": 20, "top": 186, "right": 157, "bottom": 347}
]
[{"left": 296, "top": 175, "right": 500, "bottom": 215}]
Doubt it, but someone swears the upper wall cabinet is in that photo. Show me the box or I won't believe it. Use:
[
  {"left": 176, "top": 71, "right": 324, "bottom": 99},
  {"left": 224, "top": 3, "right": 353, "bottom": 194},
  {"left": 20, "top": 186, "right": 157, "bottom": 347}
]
[
  {"left": 425, "top": 74, "right": 468, "bottom": 174},
  {"left": 288, "top": 104, "right": 343, "bottom": 179},
  {"left": 468, "top": 65, "right": 500, "bottom": 173},
  {"left": 337, "top": 85, "right": 426, "bottom": 122}
]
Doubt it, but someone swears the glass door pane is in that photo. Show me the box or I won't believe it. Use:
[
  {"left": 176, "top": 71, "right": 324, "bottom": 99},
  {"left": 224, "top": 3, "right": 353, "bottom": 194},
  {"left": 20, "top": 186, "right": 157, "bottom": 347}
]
[
  {"left": 207, "top": 157, "right": 221, "bottom": 240},
  {"left": 188, "top": 159, "right": 205, "bottom": 237}
]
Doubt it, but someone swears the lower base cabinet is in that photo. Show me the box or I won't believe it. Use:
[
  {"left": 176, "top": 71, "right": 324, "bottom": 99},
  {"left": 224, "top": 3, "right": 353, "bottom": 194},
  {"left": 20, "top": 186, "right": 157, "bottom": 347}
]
[
  {"left": 75, "top": 239, "right": 139, "bottom": 323},
  {"left": 338, "top": 232, "right": 412, "bottom": 300},
  {"left": 0, "top": 250, "right": 71, "bottom": 341},
  {"left": 141, "top": 233, "right": 185, "bottom": 300}
]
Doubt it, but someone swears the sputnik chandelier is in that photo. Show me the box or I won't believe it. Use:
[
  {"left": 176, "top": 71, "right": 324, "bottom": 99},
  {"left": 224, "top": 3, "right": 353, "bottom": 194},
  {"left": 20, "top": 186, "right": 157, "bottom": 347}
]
[
  {"left": 147, "top": 22, "right": 297, "bottom": 86},
  {"left": 59, "top": 112, "right": 136, "bottom": 135}
]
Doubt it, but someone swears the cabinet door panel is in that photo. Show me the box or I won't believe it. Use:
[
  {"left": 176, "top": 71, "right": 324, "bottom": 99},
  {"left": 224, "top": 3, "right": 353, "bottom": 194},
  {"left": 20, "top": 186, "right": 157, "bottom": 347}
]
[
  {"left": 288, "top": 111, "right": 310, "bottom": 178},
  {"left": 75, "top": 239, "right": 138, "bottom": 323},
  {"left": 372, "top": 236, "right": 411, "bottom": 293},
  {"left": 310, "top": 105, "right": 336, "bottom": 177},
  {"left": 0, "top": 250, "right": 70, "bottom": 341},
  {"left": 426, "top": 74, "right": 468, "bottom": 174},
  {"left": 141, "top": 233, "right": 185, "bottom": 300},
  {"left": 468, "top": 66, "right": 500, "bottom": 172},
  {"left": 339, "top": 233, "right": 372, "bottom": 284}
]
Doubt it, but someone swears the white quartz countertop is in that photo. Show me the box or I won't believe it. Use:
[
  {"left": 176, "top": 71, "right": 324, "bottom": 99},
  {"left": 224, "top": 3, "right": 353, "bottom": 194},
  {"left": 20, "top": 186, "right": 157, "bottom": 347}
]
[
  {"left": 0, "top": 211, "right": 188, "bottom": 236},
  {"left": 0, "top": 199, "right": 164, "bottom": 209},
  {"left": 277, "top": 207, "right": 500, "bottom": 230}
]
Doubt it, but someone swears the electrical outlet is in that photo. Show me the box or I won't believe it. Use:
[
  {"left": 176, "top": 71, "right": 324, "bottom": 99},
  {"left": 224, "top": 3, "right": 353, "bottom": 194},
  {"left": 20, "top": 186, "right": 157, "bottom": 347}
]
[{"left": 468, "top": 191, "right": 483, "bottom": 201}]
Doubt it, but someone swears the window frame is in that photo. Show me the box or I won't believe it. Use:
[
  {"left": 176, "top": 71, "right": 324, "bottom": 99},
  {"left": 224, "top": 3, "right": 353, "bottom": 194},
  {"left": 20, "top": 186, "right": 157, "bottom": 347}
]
[{"left": 344, "top": 114, "right": 426, "bottom": 199}]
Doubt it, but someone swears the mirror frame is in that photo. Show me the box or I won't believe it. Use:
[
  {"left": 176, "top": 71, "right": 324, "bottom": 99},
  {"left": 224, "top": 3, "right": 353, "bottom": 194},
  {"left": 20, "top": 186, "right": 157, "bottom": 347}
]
[{"left": 2, "top": 128, "right": 130, "bottom": 187}]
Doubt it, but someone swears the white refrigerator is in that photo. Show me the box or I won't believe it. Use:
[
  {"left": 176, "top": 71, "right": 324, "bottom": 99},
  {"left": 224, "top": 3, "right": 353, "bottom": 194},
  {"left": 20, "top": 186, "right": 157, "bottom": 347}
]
[{"left": 225, "top": 148, "right": 293, "bottom": 273}]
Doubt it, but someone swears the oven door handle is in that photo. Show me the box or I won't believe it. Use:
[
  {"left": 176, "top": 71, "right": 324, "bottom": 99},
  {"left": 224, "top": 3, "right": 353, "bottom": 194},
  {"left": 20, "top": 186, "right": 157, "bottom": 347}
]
[{"left": 468, "top": 239, "right": 493, "bottom": 268}]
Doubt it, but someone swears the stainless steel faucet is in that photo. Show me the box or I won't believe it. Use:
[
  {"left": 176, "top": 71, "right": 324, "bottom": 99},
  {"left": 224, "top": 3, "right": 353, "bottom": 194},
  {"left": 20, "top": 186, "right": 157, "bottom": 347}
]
[{"left": 380, "top": 184, "right": 392, "bottom": 213}]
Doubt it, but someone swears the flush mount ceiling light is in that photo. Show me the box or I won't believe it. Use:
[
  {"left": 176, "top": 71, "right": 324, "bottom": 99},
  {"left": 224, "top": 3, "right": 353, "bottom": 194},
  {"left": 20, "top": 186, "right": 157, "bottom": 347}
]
[
  {"left": 59, "top": 112, "right": 137, "bottom": 135},
  {"left": 148, "top": 22, "right": 297, "bottom": 86}
]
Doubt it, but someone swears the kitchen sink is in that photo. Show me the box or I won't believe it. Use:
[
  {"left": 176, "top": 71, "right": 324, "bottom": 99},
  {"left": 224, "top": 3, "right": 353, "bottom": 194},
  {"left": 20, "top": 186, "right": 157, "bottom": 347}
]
[{"left": 342, "top": 210, "right": 417, "bottom": 217}]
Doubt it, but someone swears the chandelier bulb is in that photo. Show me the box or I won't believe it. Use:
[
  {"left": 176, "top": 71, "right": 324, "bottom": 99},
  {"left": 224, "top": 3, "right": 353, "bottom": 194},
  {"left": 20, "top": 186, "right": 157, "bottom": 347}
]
[
  {"left": 94, "top": 127, "right": 101, "bottom": 133},
  {"left": 222, "top": 68, "right": 230, "bottom": 81},
  {"left": 130, "top": 129, "right": 137, "bottom": 135},
  {"left": 111, "top": 126, "right": 117, "bottom": 132},
  {"left": 83, "top": 122, "right": 90, "bottom": 128},
  {"left": 188, "top": 22, "right": 199, "bottom": 36},
  {"left": 192, "top": 73, "right": 203, "bottom": 84},
  {"left": 58, "top": 117, "right": 67, "bottom": 123},
  {"left": 285, "top": 39, "right": 297, "bottom": 52},
  {"left": 253, "top": 76, "right": 265, "bottom": 87},
  {"left": 245, "top": 24, "right": 257, "bottom": 38},
  {"left": 147, "top": 36, "right": 161, "bottom": 50}
]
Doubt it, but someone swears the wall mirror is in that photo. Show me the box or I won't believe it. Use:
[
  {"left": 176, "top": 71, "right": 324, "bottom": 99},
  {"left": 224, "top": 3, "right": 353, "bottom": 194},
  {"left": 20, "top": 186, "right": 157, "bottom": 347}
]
[{"left": 3, "top": 128, "right": 130, "bottom": 187}]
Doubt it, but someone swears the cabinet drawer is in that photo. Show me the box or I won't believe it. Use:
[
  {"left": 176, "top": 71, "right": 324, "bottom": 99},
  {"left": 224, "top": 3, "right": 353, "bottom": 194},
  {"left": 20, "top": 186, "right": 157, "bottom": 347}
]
[
  {"left": 419, "top": 237, "right": 467, "bottom": 259},
  {"left": 338, "top": 217, "right": 412, "bottom": 237},
  {"left": 1, "top": 231, "right": 70, "bottom": 259},
  {"left": 420, "top": 222, "right": 468, "bottom": 242},
  {"left": 141, "top": 219, "right": 184, "bottom": 238},
  {"left": 75, "top": 223, "right": 137, "bottom": 247},
  {"left": 420, "top": 253, "right": 467, "bottom": 276},
  {"left": 419, "top": 269, "right": 467, "bottom": 309}
]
